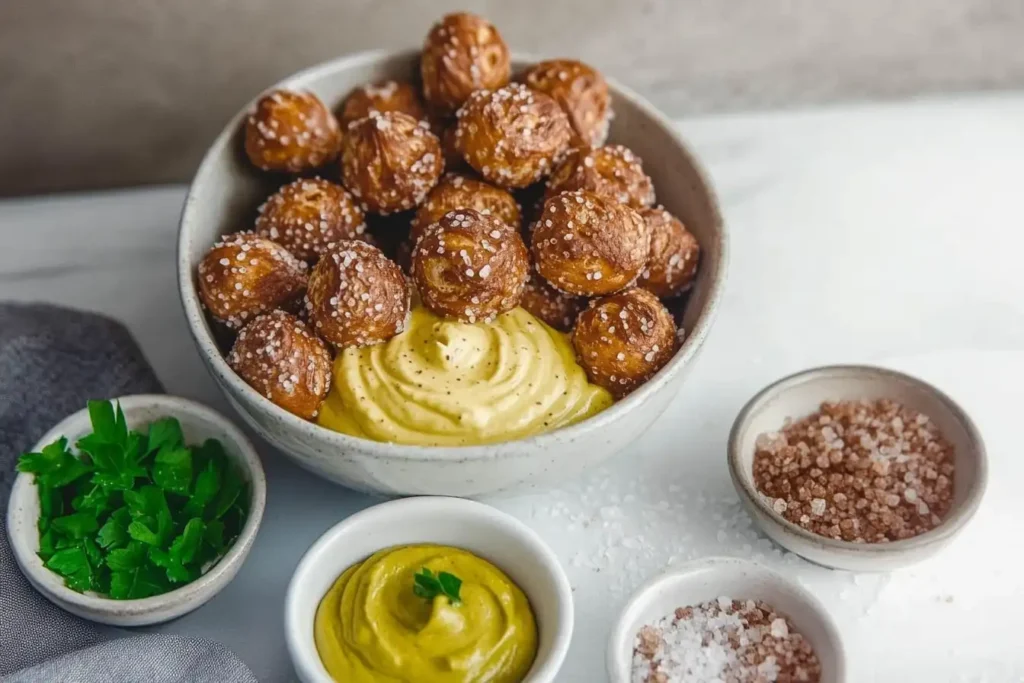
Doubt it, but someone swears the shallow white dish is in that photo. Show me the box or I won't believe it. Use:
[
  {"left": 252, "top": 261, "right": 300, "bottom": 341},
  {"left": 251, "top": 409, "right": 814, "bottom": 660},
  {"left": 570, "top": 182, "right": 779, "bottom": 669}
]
[
  {"left": 6, "top": 394, "right": 266, "bottom": 626},
  {"left": 728, "top": 364, "right": 988, "bottom": 571},
  {"left": 284, "top": 496, "right": 573, "bottom": 683},
  {"left": 177, "top": 48, "right": 727, "bottom": 497},
  {"left": 607, "top": 556, "right": 846, "bottom": 682}
]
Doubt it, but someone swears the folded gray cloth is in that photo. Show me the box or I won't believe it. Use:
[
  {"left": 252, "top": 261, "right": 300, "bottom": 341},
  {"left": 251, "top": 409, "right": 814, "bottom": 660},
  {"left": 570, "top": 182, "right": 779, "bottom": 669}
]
[{"left": 0, "top": 303, "right": 257, "bottom": 683}]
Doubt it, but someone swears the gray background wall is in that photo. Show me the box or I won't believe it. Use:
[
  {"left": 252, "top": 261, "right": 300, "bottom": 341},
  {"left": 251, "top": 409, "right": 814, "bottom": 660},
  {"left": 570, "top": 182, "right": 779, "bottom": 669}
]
[{"left": 2, "top": 0, "right": 1023, "bottom": 197}]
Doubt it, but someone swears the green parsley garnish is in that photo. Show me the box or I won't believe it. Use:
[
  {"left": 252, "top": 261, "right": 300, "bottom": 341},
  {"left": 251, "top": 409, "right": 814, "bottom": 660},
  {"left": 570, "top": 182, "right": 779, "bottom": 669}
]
[
  {"left": 413, "top": 567, "right": 462, "bottom": 605},
  {"left": 17, "top": 400, "right": 248, "bottom": 599}
]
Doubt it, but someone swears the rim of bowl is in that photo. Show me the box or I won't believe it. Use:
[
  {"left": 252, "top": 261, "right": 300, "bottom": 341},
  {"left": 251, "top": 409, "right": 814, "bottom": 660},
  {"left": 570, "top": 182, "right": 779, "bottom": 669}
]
[
  {"left": 727, "top": 364, "right": 989, "bottom": 555},
  {"left": 284, "top": 495, "right": 574, "bottom": 683},
  {"left": 6, "top": 394, "right": 267, "bottom": 615},
  {"left": 606, "top": 556, "right": 847, "bottom": 682},
  {"left": 177, "top": 47, "right": 729, "bottom": 462}
]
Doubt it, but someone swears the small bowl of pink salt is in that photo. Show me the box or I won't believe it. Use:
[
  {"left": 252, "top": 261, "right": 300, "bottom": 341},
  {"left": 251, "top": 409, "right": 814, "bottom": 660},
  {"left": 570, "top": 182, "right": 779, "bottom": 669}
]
[
  {"left": 608, "top": 557, "right": 846, "bottom": 683},
  {"left": 728, "top": 364, "right": 988, "bottom": 572}
]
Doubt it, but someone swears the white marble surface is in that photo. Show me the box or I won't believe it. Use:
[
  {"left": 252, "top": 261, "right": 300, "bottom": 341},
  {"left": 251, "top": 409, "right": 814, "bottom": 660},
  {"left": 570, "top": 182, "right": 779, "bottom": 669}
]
[{"left": 2, "top": 93, "right": 1024, "bottom": 682}]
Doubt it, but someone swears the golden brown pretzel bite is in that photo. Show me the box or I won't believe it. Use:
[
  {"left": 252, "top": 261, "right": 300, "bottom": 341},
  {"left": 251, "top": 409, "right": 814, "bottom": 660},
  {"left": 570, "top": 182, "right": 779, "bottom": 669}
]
[
  {"left": 197, "top": 232, "right": 307, "bottom": 329},
  {"left": 255, "top": 178, "right": 368, "bottom": 262},
  {"left": 531, "top": 189, "right": 650, "bottom": 296},
  {"left": 305, "top": 240, "right": 411, "bottom": 347},
  {"left": 421, "top": 12, "right": 511, "bottom": 116},
  {"left": 227, "top": 310, "right": 332, "bottom": 420},
  {"left": 244, "top": 90, "right": 341, "bottom": 173},
  {"left": 411, "top": 208, "right": 529, "bottom": 323},
  {"left": 341, "top": 111, "right": 444, "bottom": 215},
  {"left": 572, "top": 288, "right": 676, "bottom": 397}
]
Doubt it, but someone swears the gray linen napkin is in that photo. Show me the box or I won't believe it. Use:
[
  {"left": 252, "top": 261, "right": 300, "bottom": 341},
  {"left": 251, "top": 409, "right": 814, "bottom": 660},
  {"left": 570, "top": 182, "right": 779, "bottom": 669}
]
[{"left": 0, "top": 303, "right": 257, "bottom": 683}]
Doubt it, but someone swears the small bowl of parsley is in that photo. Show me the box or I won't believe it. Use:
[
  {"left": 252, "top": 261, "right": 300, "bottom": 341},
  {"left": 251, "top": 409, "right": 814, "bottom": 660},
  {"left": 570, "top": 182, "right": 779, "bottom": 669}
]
[{"left": 6, "top": 395, "right": 266, "bottom": 626}]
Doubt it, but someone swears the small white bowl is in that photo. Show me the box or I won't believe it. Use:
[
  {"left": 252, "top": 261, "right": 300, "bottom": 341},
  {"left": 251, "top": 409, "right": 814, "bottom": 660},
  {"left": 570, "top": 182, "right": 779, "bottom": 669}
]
[
  {"left": 728, "top": 364, "right": 988, "bottom": 571},
  {"left": 607, "top": 557, "right": 847, "bottom": 683},
  {"left": 285, "top": 496, "right": 573, "bottom": 683},
  {"left": 6, "top": 394, "right": 267, "bottom": 626}
]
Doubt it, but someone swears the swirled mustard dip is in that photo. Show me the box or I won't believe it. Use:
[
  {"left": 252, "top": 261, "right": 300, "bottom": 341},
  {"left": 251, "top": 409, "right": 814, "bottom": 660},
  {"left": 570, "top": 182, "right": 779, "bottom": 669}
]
[
  {"left": 314, "top": 544, "right": 538, "bottom": 683},
  {"left": 316, "top": 305, "right": 612, "bottom": 445}
]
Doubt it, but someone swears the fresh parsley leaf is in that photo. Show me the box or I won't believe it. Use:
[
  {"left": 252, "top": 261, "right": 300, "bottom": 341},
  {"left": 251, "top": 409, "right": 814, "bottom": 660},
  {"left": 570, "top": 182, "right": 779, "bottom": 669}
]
[
  {"left": 169, "top": 518, "right": 206, "bottom": 567},
  {"left": 87, "top": 400, "right": 119, "bottom": 444},
  {"left": 183, "top": 455, "right": 221, "bottom": 518},
  {"left": 152, "top": 447, "right": 192, "bottom": 496},
  {"left": 149, "top": 547, "right": 195, "bottom": 584},
  {"left": 106, "top": 541, "right": 147, "bottom": 571},
  {"left": 413, "top": 567, "right": 463, "bottom": 605},
  {"left": 146, "top": 418, "right": 184, "bottom": 454},
  {"left": 50, "top": 512, "right": 99, "bottom": 539},
  {"left": 46, "top": 546, "right": 94, "bottom": 593},
  {"left": 211, "top": 464, "right": 244, "bottom": 520},
  {"left": 109, "top": 565, "right": 166, "bottom": 600},
  {"left": 55, "top": 536, "right": 79, "bottom": 550},
  {"left": 82, "top": 538, "right": 104, "bottom": 568},
  {"left": 96, "top": 507, "right": 131, "bottom": 549},
  {"left": 36, "top": 483, "right": 63, "bottom": 526},
  {"left": 438, "top": 571, "right": 462, "bottom": 602},
  {"left": 413, "top": 567, "right": 440, "bottom": 599},
  {"left": 72, "top": 482, "right": 114, "bottom": 516},
  {"left": 83, "top": 438, "right": 146, "bottom": 491},
  {"left": 38, "top": 529, "right": 56, "bottom": 561},
  {"left": 124, "top": 486, "right": 170, "bottom": 522},
  {"left": 18, "top": 438, "right": 92, "bottom": 489},
  {"left": 204, "top": 519, "right": 225, "bottom": 553},
  {"left": 127, "top": 519, "right": 162, "bottom": 546},
  {"left": 77, "top": 402, "right": 146, "bottom": 491}
]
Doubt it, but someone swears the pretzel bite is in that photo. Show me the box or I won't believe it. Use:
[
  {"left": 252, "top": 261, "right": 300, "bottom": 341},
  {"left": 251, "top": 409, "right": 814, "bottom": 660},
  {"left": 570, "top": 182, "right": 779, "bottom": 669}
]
[
  {"left": 455, "top": 84, "right": 572, "bottom": 189},
  {"left": 341, "top": 111, "right": 444, "bottom": 215},
  {"left": 520, "top": 271, "right": 587, "bottom": 332},
  {"left": 421, "top": 12, "right": 511, "bottom": 116},
  {"left": 244, "top": 90, "right": 341, "bottom": 173},
  {"left": 637, "top": 207, "right": 700, "bottom": 298},
  {"left": 531, "top": 189, "right": 650, "bottom": 296},
  {"left": 546, "top": 145, "right": 655, "bottom": 210},
  {"left": 411, "top": 209, "right": 529, "bottom": 323},
  {"left": 227, "top": 310, "right": 332, "bottom": 419},
  {"left": 305, "top": 240, "right": 411, "bottom": 347},
  {"left": 411, "top": 173, "right": 521, "bottom": 243},
  {"left": 197, "top": 232, "right": 307, "bottom": 329},
  {"left": 338, "top": 80, "right": 426, "bottom": 128},
  {"left": 255, "top": 178, "right": 367, "bottom": 262},
  {"left": 572, "top": 288, "right": 676, "bottom": 397},
  {"left": 522, "top": 59, "right": 611, "bottom": 148}
]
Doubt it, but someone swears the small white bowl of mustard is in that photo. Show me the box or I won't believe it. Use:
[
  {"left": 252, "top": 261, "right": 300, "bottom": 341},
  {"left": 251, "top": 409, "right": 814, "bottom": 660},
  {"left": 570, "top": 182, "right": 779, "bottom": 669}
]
[{"left": 284, "top": 496, "right": 573, "bottom": 683}]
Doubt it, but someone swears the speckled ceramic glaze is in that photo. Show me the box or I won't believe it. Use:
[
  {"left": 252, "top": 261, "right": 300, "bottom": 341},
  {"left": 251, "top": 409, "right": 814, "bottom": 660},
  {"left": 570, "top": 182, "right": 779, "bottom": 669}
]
[
  {"left": 607, "top": 557, "right": 846, "bottom": 682},
  {"left": 177, "top": 49, "right": 727, "bottom": 497},
  {"left": 6, "top": 395, "right": 266, "bottom": 626},
  {"left": 728, "top": 365, "right": 988, "bottom": 571}
]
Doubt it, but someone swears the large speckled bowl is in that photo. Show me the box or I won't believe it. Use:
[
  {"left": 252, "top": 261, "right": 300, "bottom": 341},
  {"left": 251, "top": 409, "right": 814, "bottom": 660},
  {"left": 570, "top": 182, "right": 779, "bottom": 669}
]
[{"left": 177, "top": 49, "right": 727, "bottom": 497}]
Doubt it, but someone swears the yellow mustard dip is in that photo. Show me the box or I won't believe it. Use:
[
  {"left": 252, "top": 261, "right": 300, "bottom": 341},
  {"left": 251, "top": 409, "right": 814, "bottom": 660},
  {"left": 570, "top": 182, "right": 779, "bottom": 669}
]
[
  {"left": 316, "top": 305, "right": 612, "bottom": 446},
  {"left": 314, "top": 544, "right": 538, "bottom": 683}
]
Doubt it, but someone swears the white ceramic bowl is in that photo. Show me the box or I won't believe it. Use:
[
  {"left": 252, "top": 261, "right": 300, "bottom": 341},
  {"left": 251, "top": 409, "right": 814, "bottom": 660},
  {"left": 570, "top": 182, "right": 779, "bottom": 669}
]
[
  {"left": 6, "top": 394, "right": 267, "bottom": 626},
  {"left": 728, "top": 364, "right": 988, "bottom": 571},
  {"left": 608, "top": 557, "right": 847, "bottom": 682},
  {"left": 177, "top": 48, "right": 727, "bottom": 497},
  {"left": 284, "top": 496, "right": 573, "bottom": 683}
]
